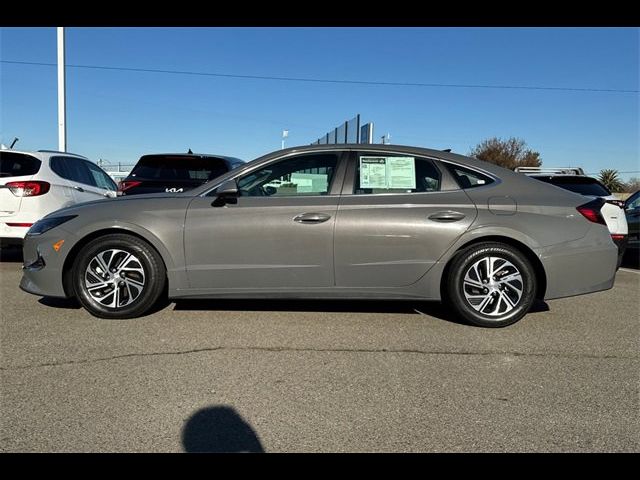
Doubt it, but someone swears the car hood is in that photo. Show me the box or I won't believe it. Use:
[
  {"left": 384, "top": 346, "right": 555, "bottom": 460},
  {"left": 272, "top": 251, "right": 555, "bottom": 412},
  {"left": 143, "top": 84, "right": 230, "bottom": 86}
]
[{"left": 41, "top": 192, "right": 192, "bottom": 220}]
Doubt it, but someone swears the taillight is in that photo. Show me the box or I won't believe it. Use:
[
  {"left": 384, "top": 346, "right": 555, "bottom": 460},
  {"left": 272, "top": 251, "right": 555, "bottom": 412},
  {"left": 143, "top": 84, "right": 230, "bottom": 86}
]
[
  {"left": 6, "top": 222, "right": 34, "bottom": 228},
  {"left": 5, "top": 181, "right": 50, "bottom": 197},
  {"left": 605, "top": 199, "right": 625, "bottom": 209},
  {"left": 118, "top": 180, "right": 141, "bottom": 193},
  {"left": 576, "top": 198, "right": 607, "bottom": 225}
]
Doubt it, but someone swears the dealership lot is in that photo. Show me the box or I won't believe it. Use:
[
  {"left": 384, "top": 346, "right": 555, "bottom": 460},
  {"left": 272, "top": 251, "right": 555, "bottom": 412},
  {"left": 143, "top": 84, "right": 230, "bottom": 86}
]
[{"left": 0, "top": 249, "right": 638, "bottom": 452}]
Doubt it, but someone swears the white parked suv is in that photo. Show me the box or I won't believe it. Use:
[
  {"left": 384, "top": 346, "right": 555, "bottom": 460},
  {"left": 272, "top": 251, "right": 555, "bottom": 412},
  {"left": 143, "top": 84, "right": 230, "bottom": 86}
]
[
  {"left": 516, "top": 167, "right": 628, "bottom": 266},
  {"left": 0, "top": 149, "right": 117, "bottom": 244}
]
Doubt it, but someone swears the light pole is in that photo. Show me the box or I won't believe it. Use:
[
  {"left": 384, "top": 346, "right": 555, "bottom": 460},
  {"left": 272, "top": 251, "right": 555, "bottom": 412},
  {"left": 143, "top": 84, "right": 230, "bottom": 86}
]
[
  {"left": 282, "top": 129, "right": 289, "bottom": 150},
  {"left": 57, "top": 27, "right": 67, "bottom": 152}
]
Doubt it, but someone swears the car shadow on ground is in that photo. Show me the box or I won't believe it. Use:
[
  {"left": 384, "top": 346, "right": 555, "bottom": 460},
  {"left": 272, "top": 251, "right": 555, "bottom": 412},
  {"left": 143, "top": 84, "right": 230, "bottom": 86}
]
[
  {"left": 38, "top": 297, "right": 82, "bottom": 309},
  {"left": 0, "top": 246, "right": 23, "bottom": 263},
  {"left": 621, "top": 249, "right": 639, "bottom": 269},
  {"left": 173, "top": 298, "right": 550, "bottom": 325}
]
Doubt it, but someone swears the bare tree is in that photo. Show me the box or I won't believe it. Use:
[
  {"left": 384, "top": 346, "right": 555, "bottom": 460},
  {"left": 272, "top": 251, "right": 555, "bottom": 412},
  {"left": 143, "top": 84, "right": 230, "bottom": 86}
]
[
  {"left": 469, "top": 137, "right": 541, "bottom": 170},
  {"left": 623, "top": 177, "right": 640, "bottom": 193}
]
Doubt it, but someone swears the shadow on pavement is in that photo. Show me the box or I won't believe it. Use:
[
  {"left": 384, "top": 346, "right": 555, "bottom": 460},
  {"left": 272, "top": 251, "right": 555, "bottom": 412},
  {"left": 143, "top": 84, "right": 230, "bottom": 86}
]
[
  {"left": 621, "top": 249, "right": 639, "bottom": 269},
  {"left": 174, "top": 298, "right": 550, "bottom": 325},
  {"left": 38, "top": 296, "right": 81, "bottom": 309},
  {"left": 182, "top": 405, "right": 264, "bottom": 453},
  {"left": 0, "top": 245, "right": 23, "bottom": 263}
]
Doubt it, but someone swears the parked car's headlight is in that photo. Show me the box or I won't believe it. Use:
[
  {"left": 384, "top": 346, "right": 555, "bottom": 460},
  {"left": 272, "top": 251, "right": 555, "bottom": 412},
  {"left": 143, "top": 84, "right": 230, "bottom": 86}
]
[{"left": 27, "top": 215, "right": 77, "bottom": 236}]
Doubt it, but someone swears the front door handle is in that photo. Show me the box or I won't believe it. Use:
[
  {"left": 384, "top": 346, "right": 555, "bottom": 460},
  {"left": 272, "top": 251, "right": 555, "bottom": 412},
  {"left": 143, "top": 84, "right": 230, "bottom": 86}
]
[
  {"left": 428, "top": 211, "right": 466, "bottom": 222},
  {"left": 73, "top": 186, "right": 85, "bottom": 192},
  {"left": 293, "top": 212, "right": 332, "bottom": 224}
]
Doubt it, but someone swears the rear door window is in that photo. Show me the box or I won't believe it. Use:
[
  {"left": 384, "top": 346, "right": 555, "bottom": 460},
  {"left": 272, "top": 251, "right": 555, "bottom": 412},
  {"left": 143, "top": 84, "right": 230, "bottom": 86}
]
[
  {"left": 130, "top": 155, "right": 229, "bottom": 181},
  {"left": 0, "top": 152, "right": 41, "bottom": 177},
  {"left": 534, "top": 176, "right": 611, "bottom": 196},
  {"left": 353, "top": 153, "right": 441, "bottom": 194},
  {"left": 51, "top": 157, "right": 95, "bottom": 186}
]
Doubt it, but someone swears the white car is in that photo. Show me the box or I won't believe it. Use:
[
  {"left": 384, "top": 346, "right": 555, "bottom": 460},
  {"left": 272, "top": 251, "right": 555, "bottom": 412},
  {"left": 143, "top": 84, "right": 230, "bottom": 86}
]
[
  {"left": 0, "top": 149, "right": 117, "bottom": 244},
  {"left": 516, "top": 167, "right": 628, "bottom": 266}
]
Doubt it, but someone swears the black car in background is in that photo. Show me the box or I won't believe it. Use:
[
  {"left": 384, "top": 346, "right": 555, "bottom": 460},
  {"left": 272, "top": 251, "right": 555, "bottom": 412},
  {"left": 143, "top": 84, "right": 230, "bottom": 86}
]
[
  {"left": 625, "top": 190, "right": 640, "bottom": 252},
  {"left": 118, "top": 153, "right": 244, "bottom": 195}
]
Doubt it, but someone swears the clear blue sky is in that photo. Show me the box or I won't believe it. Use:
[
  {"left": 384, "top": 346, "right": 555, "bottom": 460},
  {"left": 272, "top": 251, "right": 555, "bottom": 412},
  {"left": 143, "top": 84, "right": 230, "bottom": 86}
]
[{"left": 1, "top": 27, "right": 638, "bottom": 178}]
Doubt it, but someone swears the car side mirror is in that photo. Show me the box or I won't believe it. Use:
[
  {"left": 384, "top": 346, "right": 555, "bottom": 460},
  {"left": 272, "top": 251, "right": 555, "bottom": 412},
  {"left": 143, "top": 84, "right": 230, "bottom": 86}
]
[{"left": 212, "top": 179, "right": 239, "bottom": 207}]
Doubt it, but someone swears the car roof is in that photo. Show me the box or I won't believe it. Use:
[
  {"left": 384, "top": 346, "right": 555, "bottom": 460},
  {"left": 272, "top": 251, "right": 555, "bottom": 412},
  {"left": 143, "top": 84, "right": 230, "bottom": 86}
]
[
  {"left": 139, "top": 153, "right": 244, "bottom": 163},
  {"left": 0, "top": 149, "right": 90, "bottom": 161}
]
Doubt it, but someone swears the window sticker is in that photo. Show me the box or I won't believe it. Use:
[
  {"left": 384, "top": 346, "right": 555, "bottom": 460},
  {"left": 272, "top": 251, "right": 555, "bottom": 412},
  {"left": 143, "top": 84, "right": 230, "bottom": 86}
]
[
  {"left": 360, "top": 157, "right": 388, "bottom": 188},
  {"left": 359, "top": 156, "right": 416, "bottom": 189},
  {"left": 387, "top": 157, "right": 416, "bottom": 189}
]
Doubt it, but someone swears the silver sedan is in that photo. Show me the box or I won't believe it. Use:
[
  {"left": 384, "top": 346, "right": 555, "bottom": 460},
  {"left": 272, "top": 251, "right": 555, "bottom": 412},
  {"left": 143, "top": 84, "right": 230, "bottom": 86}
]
[{"left": 20, "top": 144, "right": 618, "bottom": 327}]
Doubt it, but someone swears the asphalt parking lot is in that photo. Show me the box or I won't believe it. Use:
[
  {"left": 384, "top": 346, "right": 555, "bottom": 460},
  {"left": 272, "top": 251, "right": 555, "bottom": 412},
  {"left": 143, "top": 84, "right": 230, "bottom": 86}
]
[{"left": 0, "top": 247, "right": 638, "bottom": 452}]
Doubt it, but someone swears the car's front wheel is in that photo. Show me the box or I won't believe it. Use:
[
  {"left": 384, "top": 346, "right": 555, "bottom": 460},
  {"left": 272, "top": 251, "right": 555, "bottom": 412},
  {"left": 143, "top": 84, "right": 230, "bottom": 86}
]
[
  {"left": 444, "top": 242, "right": 537, "bottom": 328},
  {"left": 72, "top": 234, "right": 166, "bottom": 319}
]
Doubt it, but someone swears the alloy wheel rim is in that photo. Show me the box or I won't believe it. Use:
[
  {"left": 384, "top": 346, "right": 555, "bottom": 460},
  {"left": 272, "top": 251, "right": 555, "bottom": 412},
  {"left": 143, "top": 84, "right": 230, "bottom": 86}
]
[
  {"left": 84, "top": 249, "right": 146, "bottom": 308},
  {"left": 462, "top": 256, "right": 523, "bottom": 317}
]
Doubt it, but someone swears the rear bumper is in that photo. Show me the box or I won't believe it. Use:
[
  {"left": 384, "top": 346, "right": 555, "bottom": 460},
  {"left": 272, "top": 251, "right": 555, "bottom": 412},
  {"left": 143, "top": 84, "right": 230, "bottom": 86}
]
[
  {"left": 1, "top": 222, "right": 32, "bottom": 240},
  {"left": 539, "top": 225, "right": 618, "bottom": 300},
  {"left": 611, "top": 235, "right": 628, "bottom": 267}
]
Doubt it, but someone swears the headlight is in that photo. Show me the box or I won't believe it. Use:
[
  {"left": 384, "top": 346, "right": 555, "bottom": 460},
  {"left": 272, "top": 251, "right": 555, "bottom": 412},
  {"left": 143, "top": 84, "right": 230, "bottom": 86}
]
[{"left": 27, "top": 215, "right": 77, "bottom": 236}]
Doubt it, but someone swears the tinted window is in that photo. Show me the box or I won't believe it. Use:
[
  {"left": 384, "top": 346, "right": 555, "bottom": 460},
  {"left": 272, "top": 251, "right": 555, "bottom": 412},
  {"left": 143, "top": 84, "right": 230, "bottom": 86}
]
[
  {"left": 0, "top": 152, "right": 41, "bottom": 177},
  {"left": 446, "top": 164, "right": 494, "bottom": 189},
  {"left": 50, "top": 157, "right": 75, "bottom": 181},
  {"left": 533, "top": 176, "right": 611, "bottom": 196},
  {"left": 85, "top": 161, "right": 117, "bottom": 190},
  {"left": 237, "top": 154, "right": 338, "bottom": 197},
  {"left": 130, "top": 155, "right": 229, "bottom": 181},
  {"left": 627, "top": 192, "right": 640, "bottom": 210},
  {"left": 354, "top": 153, "right": 441, "bottom": 194}
]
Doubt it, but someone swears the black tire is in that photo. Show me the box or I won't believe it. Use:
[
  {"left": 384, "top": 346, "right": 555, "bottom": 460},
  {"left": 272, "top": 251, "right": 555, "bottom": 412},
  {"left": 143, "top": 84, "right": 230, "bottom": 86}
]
[
  {"left": 72, "top": 234, "right": 166, "bottom": 319},
  {"left": 444, "top": 242, "right": 537, "bottom": 328}
]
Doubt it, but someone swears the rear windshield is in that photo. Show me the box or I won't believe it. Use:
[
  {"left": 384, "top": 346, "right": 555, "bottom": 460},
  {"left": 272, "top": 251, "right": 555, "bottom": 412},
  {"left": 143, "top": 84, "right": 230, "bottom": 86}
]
[
  {"left": 0, "top": 152, "right": 41, "bottom": 177},
  {"left": 130, "top": 155, "right": 229, "bottom": 181},
  {"left": 533, "top": 176, "right": 611, "bottom": 196}
]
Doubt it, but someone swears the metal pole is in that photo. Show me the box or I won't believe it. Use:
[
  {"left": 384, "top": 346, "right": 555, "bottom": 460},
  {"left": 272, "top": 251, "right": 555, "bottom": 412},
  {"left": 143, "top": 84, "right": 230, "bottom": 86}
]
[{"left": 57, "top": 27, "right": 67, "bottom": 152}]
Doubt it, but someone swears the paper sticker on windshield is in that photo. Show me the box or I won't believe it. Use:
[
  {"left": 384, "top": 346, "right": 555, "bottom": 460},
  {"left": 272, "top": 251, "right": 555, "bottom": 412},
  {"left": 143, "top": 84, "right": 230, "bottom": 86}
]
[{"left": 359, "top": 156, "right": 416, "bottom": 189}]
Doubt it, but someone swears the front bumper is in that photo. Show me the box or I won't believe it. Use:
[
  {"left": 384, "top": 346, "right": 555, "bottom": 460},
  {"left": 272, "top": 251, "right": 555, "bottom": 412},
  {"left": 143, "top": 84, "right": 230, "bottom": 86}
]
[{"left": 20, "top": 227, "right": 78, "bottom": 298}]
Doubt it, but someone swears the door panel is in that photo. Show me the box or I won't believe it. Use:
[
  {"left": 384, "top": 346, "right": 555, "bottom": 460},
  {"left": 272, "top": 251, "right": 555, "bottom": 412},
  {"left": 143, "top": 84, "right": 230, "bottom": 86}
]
[
  {"left": 335, "top": 153, "right": 477, "bottom": 288},
  {"left": 184, "top": 196, "right": 338, "bottom": 289},
  {"left": 184, "top": 151, "right": 346, "bottom": 290}
]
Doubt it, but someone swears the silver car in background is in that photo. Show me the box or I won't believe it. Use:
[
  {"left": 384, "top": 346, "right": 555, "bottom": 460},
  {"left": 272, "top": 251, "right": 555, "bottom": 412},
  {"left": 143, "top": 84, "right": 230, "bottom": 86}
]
[{"left": 20, "top": 144, "right": 618, "bottom": 327}]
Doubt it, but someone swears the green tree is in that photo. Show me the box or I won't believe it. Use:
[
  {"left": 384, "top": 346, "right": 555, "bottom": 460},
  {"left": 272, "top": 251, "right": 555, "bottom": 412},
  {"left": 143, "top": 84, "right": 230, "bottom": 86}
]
[
  {"left": 598, "top": 169, "right": 624, "bottom": 193},
  {"left": 469, "top": 137, "right": 541, "bottom": 170}
]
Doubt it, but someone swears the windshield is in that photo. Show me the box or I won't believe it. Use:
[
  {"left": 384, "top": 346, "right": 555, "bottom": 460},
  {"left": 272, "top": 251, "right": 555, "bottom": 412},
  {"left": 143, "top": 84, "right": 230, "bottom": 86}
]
[
  {"left": 130, "top": 155, "right": 229, "bottom": 181},
  {"left": 0, "top": 152, "right": 41, "bottom": 177},
  {"left": 533, "top": 176, "right": 611, "bottom": 196}
]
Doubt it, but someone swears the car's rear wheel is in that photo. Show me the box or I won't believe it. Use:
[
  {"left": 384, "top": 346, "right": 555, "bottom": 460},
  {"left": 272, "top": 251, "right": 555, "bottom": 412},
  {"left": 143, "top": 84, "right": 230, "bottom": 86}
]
[
  {"left": 444, "top": 242, "right": 536, "bottom": 328},
  {"left": 72, "top": 234, "right": 166, "bottom": 319}
]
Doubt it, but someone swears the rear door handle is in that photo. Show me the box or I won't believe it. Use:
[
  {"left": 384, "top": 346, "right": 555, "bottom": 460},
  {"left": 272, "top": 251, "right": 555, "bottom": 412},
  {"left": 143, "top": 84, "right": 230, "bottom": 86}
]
[
  {"left": 293, "top": 212, "right": 332, "bottom": 224},
  {"left": 428, "top": 211, "right": 466, "bottom": 222},
  {"left": 73, "top": 186, "right": 85, "bottom": 192}
]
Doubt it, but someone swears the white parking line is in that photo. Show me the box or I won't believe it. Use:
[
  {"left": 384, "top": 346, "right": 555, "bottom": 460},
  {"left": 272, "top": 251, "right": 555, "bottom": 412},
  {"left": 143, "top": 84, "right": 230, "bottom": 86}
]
[{"left": 619, "top": 268, "right": 640, "bottom": 274}]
